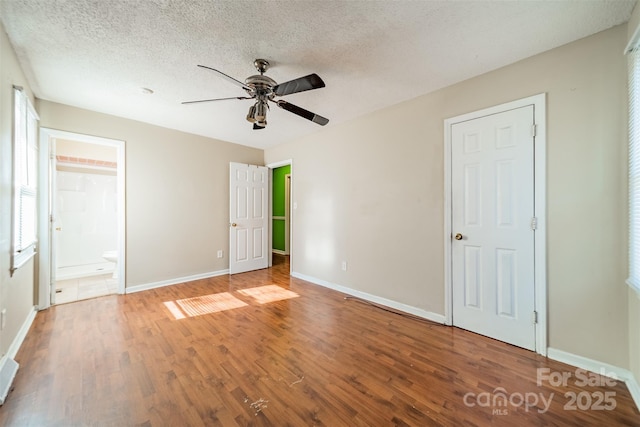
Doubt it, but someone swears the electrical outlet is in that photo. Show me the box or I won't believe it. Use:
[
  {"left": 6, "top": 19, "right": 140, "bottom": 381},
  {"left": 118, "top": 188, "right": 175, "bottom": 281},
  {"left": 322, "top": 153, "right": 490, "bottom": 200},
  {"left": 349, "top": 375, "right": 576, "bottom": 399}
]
[
  {"left": 1, "top": 309, "right": 6, "bottom": 330},
  {"left": 217, "top": 250, "right": 224, "bottom": 259},
  {"left": 341, "top": 261, "right": 347, "bottom": 271}
]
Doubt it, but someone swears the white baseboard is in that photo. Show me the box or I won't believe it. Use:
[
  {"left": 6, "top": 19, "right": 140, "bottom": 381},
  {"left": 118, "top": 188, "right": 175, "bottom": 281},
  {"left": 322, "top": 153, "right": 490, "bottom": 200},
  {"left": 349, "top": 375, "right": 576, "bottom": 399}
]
[
  {"left": 272, "top": 249, "right": 287, "bottom": 255},
  {"left": 626, "top": 375, "right": 640, "bottom": 413},
  {"left": 126, "top": 269, "right": 229, "bottom": 294},
  {"left": 547, "top": 347, "right": 640, "bottom": 411},
  {"left": 8, "top": 306, "right": 37, "bottom": 359},
  {"left": 290, "top": 271, "right": 446, "bottom": 324},
  {"left": 0, "top": 357, "right": 18, "bottom": 404},
  {"left": 0, "top": 305, "right": 37, "bottom": 405}
]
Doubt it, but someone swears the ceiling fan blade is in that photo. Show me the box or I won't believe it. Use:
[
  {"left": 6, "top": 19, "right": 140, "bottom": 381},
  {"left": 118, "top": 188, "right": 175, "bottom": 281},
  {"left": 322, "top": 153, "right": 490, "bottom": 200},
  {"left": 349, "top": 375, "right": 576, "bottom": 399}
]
[
  {"left": 253, "top": 123, "right": 266, "bottom": 130},
  {"left": 275, "top": 100, "right": 329, "bottom": 126},
  {"left": 197, "top": 65, "right": 252, "bottom": 91},
  {"left": 272, "top": 73, "right": 325, "bottom": 96},
  {"left": 182, "top": 96, "right": 252, "bottom": 105}
]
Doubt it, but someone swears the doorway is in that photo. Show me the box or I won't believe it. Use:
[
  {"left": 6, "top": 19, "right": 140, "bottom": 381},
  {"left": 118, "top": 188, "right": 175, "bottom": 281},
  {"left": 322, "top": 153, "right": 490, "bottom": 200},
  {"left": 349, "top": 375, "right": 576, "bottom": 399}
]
[
  {"left": 38, "top": 129, "right": 125, "bottom": 309},
  {"left": 272, "top": 165, "right": 291, "bottom": 256},
  {"left": 443, "top": 94, "right": 547, "bottom": 355},
  {"left": 267, "top": 160, "right": 293, "bottom": 272}
]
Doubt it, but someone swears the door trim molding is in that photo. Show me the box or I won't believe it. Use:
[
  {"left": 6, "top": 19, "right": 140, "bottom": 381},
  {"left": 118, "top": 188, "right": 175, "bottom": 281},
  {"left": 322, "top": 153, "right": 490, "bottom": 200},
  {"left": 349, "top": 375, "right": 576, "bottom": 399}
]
[
  {"left": 284, "top": 173, "right": 291, "bottom": 255},
  {"left": 443, "top": 93, "right": 547, "bottom": 356}
]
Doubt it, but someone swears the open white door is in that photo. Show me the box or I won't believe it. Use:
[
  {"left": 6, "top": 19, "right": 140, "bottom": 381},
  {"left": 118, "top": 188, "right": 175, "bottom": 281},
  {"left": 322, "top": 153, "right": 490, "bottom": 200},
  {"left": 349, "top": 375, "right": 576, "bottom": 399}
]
[
  {"left": 49, "top": 141, "right": 58, "bottom": 305},
  {"left": 451, "top": 105, "right": 536, "bottom": 351},
  {"left": 37, "top": 132, "right": 56, "bottom": 308},
  {"left": 229, "top": 162, "right": 269, "bottom": 274}
]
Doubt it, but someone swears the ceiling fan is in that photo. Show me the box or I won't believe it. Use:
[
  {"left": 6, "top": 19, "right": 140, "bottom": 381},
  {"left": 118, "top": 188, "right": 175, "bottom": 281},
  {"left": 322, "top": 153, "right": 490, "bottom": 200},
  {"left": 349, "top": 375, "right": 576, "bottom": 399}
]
[{"left": 182, "top": 59, "right": 329, "bottom": 130}]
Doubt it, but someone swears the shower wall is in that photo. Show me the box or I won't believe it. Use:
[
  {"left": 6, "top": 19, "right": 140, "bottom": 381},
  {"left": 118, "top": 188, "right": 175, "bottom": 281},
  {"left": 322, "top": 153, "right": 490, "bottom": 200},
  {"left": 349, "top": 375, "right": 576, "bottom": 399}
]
[{"left": 56, "top": 170, "right": 117, "bottom": 279}]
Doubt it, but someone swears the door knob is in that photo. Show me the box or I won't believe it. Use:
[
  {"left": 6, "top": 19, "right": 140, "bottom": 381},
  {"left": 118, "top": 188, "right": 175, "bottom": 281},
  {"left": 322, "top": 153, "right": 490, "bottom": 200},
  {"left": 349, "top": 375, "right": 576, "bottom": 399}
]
[
  {"left": 231, "top": 223, "right": 237, "bottom": 227},
  {"left": 55, "top": 227, "right": 62, "bottom": 231},
  {"left": 454, "top": 233, "right": 463, "bottom": 240}
]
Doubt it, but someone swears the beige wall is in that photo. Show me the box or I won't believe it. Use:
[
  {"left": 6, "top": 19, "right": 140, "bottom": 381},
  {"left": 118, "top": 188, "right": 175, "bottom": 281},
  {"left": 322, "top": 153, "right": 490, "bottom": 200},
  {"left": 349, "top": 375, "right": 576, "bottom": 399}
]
[
  {"left": 0, "top": 23, "right": 37, "bottom": 358},
  {"left": 630, "top": 290, "right": 640, "bottom": 378},
  {"left": 266, "top": 25, "right": 629, "bottom": 368},
  {"left": 37, "top": 101, "right": 263, "bottom": 288}
]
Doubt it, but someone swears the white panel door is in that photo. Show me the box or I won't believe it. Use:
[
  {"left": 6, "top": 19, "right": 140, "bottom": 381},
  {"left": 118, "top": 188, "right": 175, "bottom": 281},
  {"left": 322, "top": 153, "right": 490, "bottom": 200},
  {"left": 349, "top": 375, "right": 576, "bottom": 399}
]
[
  {"left": 229, "top": 162, "right": 269, "bottom": 275},
  {"left": 451, "top": 106, "right": 536, "bottom": 350}
]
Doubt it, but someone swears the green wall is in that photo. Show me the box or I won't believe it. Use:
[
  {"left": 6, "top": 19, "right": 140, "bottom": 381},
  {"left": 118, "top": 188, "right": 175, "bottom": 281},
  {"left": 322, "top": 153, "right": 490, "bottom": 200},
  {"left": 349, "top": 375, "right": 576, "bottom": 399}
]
[
  {"left": 272, "top": 220, "right": 286, "bottom": 251},
  {"left": 272, "top": 165, "right": 290, "bottom": 251}
]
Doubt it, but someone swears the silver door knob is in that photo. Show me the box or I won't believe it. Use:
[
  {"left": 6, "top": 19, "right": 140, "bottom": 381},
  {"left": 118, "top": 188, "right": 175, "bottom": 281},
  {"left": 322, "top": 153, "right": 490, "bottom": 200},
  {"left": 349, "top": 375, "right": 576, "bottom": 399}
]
[{"left": 454, "top": 233, "right": 463, "bottom": 240}]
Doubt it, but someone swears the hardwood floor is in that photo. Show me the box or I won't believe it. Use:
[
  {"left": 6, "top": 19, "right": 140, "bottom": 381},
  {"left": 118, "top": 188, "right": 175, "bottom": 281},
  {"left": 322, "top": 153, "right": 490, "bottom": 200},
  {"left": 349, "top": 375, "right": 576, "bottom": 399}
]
[{"left": 1, "top": 254, "right": 638, "bottom": 426}]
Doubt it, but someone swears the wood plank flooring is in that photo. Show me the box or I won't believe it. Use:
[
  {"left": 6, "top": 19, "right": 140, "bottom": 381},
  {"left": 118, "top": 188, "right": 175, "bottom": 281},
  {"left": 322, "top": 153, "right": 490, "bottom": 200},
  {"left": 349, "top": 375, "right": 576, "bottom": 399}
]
[{"left": 1, "top": 254, "right": 638, "bottom": 426}]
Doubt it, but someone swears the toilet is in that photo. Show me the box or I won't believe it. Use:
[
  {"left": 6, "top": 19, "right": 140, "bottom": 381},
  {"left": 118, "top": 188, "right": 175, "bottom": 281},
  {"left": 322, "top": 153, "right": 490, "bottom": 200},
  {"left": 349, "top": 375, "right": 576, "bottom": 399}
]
[{"left": 102, "top": 250, "right": 118, "bottom": 279}]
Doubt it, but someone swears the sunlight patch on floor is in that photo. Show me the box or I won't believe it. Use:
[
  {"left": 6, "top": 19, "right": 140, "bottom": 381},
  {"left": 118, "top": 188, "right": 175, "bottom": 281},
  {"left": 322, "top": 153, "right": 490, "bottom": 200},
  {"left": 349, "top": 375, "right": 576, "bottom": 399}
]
[
  {"left": 164, "top": 292, "right": 248, "bottom": 319},
  {"left": 163, "top": 285, "right": 298, "bottom": 319},
  {"left": 237, "top": 285, "right": 299, "bottom": 304}
]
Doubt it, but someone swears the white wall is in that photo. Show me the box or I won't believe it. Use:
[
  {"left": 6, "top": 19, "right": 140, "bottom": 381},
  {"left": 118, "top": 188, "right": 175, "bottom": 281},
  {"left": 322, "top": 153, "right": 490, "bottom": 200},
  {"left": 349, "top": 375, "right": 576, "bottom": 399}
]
[
  {"left": 37, "top": 101, "right": 264, "bottom": 288},
  {"left": 266, "top": 25, "right": 629, "bottom": 368},
  {"left": 0, "top": 22, "right": 36, "bottom": 357}
]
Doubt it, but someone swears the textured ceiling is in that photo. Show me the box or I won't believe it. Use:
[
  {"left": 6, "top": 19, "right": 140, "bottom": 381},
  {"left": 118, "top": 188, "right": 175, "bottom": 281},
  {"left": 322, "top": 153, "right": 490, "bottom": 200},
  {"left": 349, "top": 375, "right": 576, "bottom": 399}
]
[{"left": 0, "top": 0, "right": 636, "bottom": 149}]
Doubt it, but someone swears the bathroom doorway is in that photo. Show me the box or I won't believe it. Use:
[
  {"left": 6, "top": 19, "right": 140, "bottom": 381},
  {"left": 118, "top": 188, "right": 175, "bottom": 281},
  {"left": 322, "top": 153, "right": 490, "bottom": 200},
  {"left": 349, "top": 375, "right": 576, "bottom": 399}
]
[{"left": 38, "top": 129, "right": 125, "bottom": 308}]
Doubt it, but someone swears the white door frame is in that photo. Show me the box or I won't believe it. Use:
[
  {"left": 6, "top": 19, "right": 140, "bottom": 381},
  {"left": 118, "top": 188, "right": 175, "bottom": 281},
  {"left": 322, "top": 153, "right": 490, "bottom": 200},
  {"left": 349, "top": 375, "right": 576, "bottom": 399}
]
[
  {"left": 284, "top": 173, "right": 291, "bottom": 255},
  {"left": 443, "top": 93, "right": 547, "bottom": 356},
  {"left": 37, "top": 128, "right": 126, "bottom": 309},
  {"left": 266, "top": 159, "right": 293, "bottom": 272}
]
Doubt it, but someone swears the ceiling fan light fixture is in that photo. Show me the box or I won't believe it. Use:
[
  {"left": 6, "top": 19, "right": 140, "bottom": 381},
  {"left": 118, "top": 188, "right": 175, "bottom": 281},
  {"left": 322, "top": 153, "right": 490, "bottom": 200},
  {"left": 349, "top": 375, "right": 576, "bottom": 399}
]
[
  {"left": 255, "top": 101, "right": 267, "bottom": 122},
  {"left": 246, "top": 104, "right": 257, "bottom": 122}
]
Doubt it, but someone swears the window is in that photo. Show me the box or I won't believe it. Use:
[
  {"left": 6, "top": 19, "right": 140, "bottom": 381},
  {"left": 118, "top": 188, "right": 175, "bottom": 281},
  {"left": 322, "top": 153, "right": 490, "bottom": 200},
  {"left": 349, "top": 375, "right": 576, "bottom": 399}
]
[
  {"left": 629, "top": 48, "right": 640, "bottom": 291},
  {"left": 11, "top": 86, "right": 39, "bottom": 273}
]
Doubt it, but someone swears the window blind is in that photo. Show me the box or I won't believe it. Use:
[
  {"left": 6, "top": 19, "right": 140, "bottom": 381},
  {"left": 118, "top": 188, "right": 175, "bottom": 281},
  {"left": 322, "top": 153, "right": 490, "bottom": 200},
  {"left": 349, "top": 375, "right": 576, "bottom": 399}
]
[
  {"left": 629, "top": 50, "right": 640, "bottom": 290},
  {"left": 12, "top": 86, "right": 39, "bottom": 272}
]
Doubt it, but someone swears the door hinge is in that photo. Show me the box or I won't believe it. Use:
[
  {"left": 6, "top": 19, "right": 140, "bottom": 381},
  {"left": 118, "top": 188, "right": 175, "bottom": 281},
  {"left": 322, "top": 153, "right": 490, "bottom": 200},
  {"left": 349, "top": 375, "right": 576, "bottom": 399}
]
[
  {"left": 531, "top": 124, "right": 537, "bottom": 137},
  {"left": 532, "top": 311, "right": 538, "bottom": 324},
  {"left": 530, "top": 217, "right": 538, "bottom": 230}
]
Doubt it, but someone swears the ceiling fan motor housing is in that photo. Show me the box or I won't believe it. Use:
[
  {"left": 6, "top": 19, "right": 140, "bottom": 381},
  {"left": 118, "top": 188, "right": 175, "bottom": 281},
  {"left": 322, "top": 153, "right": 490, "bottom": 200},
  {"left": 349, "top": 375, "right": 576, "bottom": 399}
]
[
  {"left": 245, "top": 75, "right": 277, "bottom": 97},
  {"left": 184, "top": 59, "right": 328, "bottom": 129}
]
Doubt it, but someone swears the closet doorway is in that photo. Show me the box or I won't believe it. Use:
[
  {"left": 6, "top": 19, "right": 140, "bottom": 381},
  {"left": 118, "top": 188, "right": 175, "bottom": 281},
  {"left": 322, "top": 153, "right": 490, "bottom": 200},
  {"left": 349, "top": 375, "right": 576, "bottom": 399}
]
[{"left": 267, "top": 160, "right": 293, "bottom": 272}]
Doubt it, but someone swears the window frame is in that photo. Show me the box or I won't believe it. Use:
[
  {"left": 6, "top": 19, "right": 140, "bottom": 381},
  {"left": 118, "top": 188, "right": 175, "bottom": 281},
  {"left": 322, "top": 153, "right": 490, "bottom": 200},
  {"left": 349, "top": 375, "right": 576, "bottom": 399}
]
[{"left": 11, "top": 86, "right": 39, "bottom": 274}]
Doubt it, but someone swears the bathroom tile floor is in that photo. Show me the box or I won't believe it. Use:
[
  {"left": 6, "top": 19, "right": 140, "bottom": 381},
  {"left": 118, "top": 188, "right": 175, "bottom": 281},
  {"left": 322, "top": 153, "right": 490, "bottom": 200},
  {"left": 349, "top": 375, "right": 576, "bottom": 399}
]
[{"left": 55, "top": 274, "right": 118, "bottom": 304}]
